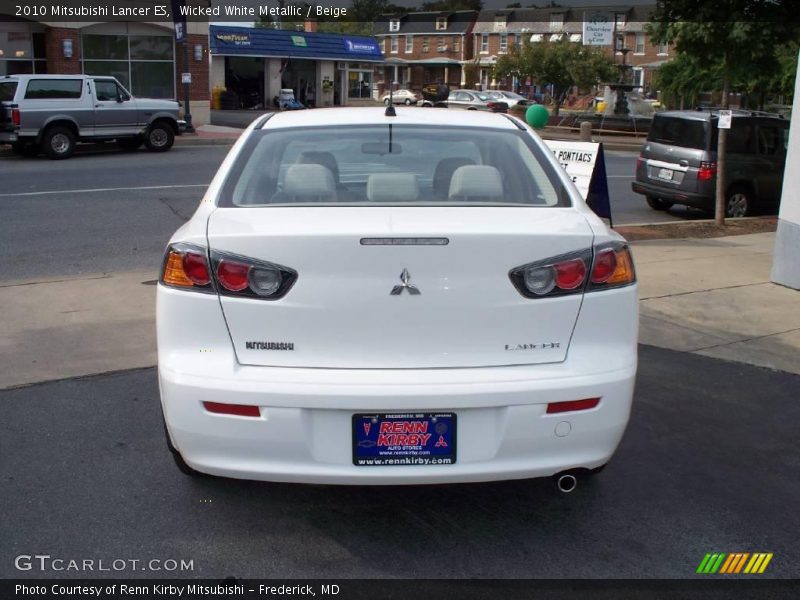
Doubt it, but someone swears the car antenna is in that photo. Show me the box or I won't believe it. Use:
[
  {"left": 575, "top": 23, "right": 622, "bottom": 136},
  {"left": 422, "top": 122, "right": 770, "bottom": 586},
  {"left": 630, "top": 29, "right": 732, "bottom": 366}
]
[{"left": 385, "top": 85, "right": 396, "bottom": 117}]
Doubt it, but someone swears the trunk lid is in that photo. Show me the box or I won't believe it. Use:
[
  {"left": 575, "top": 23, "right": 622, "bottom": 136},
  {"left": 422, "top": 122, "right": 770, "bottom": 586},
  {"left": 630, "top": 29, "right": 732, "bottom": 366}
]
[{"left": 207, "top": 206, "right": 594, "bottom": 369}]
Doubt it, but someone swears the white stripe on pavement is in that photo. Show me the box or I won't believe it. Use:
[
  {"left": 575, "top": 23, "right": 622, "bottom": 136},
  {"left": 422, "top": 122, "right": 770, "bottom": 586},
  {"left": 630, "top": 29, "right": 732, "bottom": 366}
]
[{"left": 0, "top": 184, "right": 208, "bottom": 198}]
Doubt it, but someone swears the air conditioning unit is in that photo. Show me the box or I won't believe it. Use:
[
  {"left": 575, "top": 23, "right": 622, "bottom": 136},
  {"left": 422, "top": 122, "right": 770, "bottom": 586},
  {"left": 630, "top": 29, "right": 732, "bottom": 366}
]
[{"left": 438, "top": 45, "right": 448, "bottom": 52}]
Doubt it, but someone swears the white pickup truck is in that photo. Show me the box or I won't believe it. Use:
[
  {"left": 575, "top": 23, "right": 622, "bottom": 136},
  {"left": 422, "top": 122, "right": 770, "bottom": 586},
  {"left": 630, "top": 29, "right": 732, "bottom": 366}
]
[{"left": 0, "top": 74, "right": 184, "bottom": 159}]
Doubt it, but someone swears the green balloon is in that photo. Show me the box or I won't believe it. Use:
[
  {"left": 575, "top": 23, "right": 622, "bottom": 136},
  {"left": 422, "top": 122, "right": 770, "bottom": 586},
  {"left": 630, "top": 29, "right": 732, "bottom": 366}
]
[{"left": 525, "top": 104, "right": 550, "bottom": 129}]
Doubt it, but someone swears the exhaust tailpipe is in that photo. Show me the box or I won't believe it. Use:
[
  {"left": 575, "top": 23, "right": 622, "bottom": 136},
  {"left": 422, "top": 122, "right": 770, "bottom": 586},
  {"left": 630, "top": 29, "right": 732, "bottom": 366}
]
[{"left": 556, "top": 473, "right": 578, "bottom": 493}]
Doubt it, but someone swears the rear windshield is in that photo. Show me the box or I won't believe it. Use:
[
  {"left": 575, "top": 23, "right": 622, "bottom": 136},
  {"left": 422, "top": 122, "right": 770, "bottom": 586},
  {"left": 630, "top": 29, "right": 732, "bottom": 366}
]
[
  {"left": 24, "top": 79, "right": 83, "bottom": 99},
  {"left": 0, "top": 81, "right": 17, "bottom": 102},
  {"left": 648, "top": 116, "right": 709, "bottom": 149},
  {"left": 220, "top": 125, "right": 569, "bottom": 208}
]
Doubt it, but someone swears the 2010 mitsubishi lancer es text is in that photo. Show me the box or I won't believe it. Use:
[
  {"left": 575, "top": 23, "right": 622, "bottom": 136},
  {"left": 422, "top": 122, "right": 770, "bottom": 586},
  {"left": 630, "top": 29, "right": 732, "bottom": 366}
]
[{"left": 157, "top": 107, "right": 638, "bottom": 488}]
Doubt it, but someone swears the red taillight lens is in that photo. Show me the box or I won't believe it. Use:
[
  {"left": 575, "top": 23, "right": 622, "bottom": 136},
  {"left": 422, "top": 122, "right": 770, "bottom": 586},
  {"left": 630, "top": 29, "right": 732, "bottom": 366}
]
[
  {"left": 182, "top": 252, "right": 211, "bottom": 286},
  {"left": 217, "top": 261, "right": 250, "bottom": 292},
  {"left": 160, "top": 244, "right": 212, "bottom": 291},
  {"left": 12, "top": 108, "right": 21, "bottom": 127},
  {"left": 546, "top": 398, "right": 600, "bottom": 414},
  {"left": 636, "top": 157, "right": 644, "bottom": 172},
  {"left": 555, "top": 258, "right": 587, "bottom": 290},
  {"left": 698, "top": 161, "right": 717, "bottom": 181},
  {"left": 203, "top": 401, "right": 260, "bottom": 417},
  {"left": 591, "top": 248, "right": 617, "bottom": 284}
]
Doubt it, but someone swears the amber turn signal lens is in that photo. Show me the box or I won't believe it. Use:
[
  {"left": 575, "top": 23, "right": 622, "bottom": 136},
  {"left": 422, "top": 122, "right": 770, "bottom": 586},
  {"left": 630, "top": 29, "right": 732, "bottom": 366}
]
[
  {"left": 162, "top": 250, "right": 194, "bottom": 287},
  {"left": 607, "top": 247, "right": 636, "bottom": 285}
]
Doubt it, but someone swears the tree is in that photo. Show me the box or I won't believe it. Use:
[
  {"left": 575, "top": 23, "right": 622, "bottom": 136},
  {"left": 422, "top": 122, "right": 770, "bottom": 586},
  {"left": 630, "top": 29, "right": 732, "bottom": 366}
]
[
  {"left": 494, "top": 38, "right": 616, "bottom": 115},
  {"left": 649, "top": 0, "right": 800, "bottom": 225}
]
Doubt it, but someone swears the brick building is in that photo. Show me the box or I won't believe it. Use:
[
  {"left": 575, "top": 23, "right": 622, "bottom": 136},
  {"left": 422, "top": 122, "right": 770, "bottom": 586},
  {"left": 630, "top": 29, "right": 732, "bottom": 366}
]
[
  {"left": 0, "top": 5, "right": 210, "bottom": 124},
  {"left": 373, "top": 11, "right": 478, "bottom": 95},
  {"left": 471, "top": 5, "right": 670, "bottom": 94}
]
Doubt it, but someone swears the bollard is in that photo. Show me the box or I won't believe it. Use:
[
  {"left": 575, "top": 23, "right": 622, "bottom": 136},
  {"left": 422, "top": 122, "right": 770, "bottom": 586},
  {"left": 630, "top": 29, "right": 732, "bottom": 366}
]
[{"left": 580, "top": 121, "right": 593, "bottom": 142}]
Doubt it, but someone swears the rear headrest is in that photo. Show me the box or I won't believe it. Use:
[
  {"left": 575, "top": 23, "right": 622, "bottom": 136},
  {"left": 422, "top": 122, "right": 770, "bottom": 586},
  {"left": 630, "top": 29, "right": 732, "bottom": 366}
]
[
  {"left": 433, "top": 157, "right": 475, "bottom": 198},
  {"left": 366, "top": 173, "right": 419, "bottom": 202},
  {"left": 297, "top": 151, "right": 340, "bottom": 183},
  {"left": 283, "top": 164, "right": 336, "bottom": 200},
  {"left": 448, "top": 165, "right": 503, "bottom": 200}
]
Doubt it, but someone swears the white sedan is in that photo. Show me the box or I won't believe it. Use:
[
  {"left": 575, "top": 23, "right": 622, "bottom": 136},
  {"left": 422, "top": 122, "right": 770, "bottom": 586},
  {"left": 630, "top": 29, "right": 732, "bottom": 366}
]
[{"left": 157, "top": 107, "right": 638, "bottom": 490}]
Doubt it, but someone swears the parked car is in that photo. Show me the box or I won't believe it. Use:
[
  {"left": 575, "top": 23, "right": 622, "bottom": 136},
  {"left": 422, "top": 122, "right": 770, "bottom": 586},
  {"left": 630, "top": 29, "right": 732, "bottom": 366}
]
[
  {"left": 421, "top": 89, "right": 507, "bottom": 112},
  {"left": 632, "top": 109, "right": 788, "bottom": 217},
  {"left": 380, "top": 89, "right": 420, "bottom": 105},
  {"left": 157, "top": 107, "right": 638, "bottom": 488},
  {"left": 0, "top": 74, "right": 183, "bottom": 159},
  {"left": 482, "top": 90, "right": 530, "bottom": 108}
]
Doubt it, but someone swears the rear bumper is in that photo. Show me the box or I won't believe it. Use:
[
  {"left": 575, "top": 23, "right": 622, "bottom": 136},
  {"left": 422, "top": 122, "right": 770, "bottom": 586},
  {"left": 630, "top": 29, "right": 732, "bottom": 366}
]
[
  {"left": 631, "top": 180, "right": 713, "bottom": 209},
  {"left": 157, "top": 283, "right": 638, "bottom": 485},
  {"left": 160, "top": 361, "right": 635, "bottom": 485}
]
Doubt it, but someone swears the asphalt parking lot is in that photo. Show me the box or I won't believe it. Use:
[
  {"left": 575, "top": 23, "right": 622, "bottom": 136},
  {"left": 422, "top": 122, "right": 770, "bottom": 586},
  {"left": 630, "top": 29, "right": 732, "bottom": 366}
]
[{"left": 2, "top": 345, "right": 798, "bottom": 580}]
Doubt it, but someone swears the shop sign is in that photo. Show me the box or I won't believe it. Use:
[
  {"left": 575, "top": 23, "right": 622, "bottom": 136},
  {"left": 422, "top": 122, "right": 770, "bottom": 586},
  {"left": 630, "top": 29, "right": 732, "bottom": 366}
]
[
  {"left": 343, "top": 38, "right": 380, "bottom": 55},
  {"left": 215, "top": 33, "right": 251, "bottom": 46},
  {"left": 291, "top": 35, "right": 308, "bottom": 47}
]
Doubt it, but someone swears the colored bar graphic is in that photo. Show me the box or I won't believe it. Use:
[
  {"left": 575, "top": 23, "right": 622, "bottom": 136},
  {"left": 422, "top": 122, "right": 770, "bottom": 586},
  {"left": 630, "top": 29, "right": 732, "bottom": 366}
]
[{"left": 701, "top": 552, "right": 773, "bottom": 575}]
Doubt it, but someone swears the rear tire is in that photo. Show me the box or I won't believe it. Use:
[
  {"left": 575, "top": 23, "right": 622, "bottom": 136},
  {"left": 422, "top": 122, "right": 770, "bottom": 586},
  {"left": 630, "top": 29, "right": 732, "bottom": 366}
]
[
  {"left": 163, "top": 421, "right": 206, "bottom": 478},
  {"left": 404, "top": 98, "right": 412, "bottom": 105},
  {"left": 144, "top": 122, "right": 175, "bottom": 152},
  {"left": 646, "top": 196, "right": 674, "bottom": 211},
  {"left": 725, "top": 185, "right": 752, "bottom": 218},
  {"left": 117, "top": 137, "right": 143, "bottom": 152},
  {"left": 42, "top": 126, "right": 76, "bottom": 160}
]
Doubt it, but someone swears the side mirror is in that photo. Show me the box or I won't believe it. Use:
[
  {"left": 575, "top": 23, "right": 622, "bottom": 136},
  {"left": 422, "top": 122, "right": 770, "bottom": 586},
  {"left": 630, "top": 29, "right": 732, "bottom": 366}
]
[{"left": 116, "top": 93, "right": 124, "bottom": 103}]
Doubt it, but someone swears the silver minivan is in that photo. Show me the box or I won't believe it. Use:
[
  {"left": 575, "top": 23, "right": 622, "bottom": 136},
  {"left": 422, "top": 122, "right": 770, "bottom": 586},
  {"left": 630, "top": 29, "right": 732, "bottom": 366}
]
[{"left": 632, "top": 110, "right": 789, "bottom": 217}]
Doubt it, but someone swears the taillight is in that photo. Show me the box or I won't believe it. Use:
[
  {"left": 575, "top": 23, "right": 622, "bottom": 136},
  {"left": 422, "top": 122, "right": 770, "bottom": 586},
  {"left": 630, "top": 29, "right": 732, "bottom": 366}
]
[
  {"left": 211, "top": 250, "right": 297, "bottom": 300},
  {"left": 510, "top": 242, "right": 635, "bottom": 299},
  {"left": 160, "top": 244, "right": 297, "bottom": 299},
  {"left": 160, "top": 243, "right": 213, "bottom": 292},
  {"left": 11, "top": 108, "right": 21, "bottom": 127},
  {"left": 636, "top": 156, "right": 644, "bottom": 172},
  {"left": 217, "top": 260, "right": 250, "bottom": 292},
  {"left": 546, "top": 398, "right": 600, "bottom": 414},
  {"left": 698, "top": 161, "right": 717, "bottom": 181}
]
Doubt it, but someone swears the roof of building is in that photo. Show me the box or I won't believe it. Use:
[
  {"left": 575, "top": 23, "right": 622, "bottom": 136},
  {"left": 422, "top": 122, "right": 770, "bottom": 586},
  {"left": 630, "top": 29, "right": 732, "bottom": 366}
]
[
  {"left": 374, "top": 11, "right": 479, "bottom": 36},
  {"left": 209, "top": 25, "right": 384, "bottom": 62}
]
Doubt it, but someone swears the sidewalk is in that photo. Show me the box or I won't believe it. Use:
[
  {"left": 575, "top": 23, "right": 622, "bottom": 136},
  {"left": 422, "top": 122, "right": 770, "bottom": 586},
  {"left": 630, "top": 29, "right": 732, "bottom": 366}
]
[{"left": 0, "top": 232, "right": 797, "bottom": 389}]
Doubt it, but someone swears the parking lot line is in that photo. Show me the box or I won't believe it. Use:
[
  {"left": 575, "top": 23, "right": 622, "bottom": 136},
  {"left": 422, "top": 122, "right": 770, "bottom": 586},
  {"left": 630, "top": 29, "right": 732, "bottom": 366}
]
[{"left": 0, "top": 184, "right": 208, "bottom": 198}]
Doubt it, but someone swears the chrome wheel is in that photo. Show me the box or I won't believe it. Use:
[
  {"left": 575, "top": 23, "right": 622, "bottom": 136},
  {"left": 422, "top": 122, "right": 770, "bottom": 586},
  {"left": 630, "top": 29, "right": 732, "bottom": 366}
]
[
  {"left": 149, "top": 128, "right": 168, "bottom": 148},
  {"left": 726, "top": 191, "right": 749, "bottom": 218},
  {"left": 50, "top": 133, "right": 70, "bottom": 155}
]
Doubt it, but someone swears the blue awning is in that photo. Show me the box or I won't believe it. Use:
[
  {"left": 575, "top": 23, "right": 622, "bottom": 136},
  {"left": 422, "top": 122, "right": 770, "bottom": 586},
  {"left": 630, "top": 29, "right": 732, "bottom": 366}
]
[{"left": 210, "top": 26, "right": 385, "bottom": 63}]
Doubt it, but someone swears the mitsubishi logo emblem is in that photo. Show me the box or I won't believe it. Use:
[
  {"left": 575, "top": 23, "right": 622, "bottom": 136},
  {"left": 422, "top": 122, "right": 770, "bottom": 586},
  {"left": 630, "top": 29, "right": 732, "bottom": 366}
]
[{"left": 390, "top": 268, "right": 421, "bottom": 295}]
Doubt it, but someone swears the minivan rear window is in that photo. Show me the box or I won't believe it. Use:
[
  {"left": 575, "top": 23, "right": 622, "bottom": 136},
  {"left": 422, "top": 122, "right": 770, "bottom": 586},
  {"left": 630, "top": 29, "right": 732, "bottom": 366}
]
[
  {"left": 24, "top": 79, "right": 83, "bottom": 99},
  {"left": 648, "top": 116, "right": 708, "bottom": 149},
  {"left": 0, "top": 81, "right": 17, "bottom": 102}
]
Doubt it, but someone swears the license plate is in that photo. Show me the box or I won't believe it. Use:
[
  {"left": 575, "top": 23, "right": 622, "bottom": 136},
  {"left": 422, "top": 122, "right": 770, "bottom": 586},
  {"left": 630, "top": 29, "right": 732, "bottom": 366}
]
[
  {"left": 352, "top": 413, "right": 456, "bottom": 466},
  {"left": 657, "top": 168, "right": 674, "bottom": 180}
]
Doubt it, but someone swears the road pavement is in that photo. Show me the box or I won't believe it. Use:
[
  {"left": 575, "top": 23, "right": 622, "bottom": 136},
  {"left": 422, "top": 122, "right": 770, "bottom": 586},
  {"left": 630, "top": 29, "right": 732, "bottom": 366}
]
[{"left": 1, "top": 345, "right": 797, "bottom": 579}]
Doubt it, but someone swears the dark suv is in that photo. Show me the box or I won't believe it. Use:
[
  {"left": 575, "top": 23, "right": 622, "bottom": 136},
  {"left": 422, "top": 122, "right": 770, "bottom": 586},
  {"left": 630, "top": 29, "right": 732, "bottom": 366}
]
[{"left": 632, "top": 110, "right": 788, "bottom": 217}]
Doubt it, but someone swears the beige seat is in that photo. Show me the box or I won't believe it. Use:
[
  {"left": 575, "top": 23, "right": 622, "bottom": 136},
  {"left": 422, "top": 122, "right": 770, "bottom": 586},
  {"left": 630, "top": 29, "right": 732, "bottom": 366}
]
[
  {"left": 273, "top": 163, "right": 337, "bottom": 203},
  {"left": 448, "top": 165, "right": 504, "bottom": 201},
  {"left": 366, "top": 173, "right": 420, "bottom": 202}
]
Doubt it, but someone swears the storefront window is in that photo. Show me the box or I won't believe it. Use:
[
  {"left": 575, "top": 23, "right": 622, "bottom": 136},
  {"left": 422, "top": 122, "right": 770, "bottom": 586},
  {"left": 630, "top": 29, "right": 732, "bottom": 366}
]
[
  {"left": 82, "top": 29, "right": 174, "bottom": 98},
  {"left": 348, "top": 70, "right": 373, "bottom": 99},
  {"left": 0, "top": 30, "right": 47, "bottom": 76}
]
